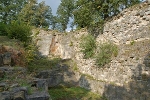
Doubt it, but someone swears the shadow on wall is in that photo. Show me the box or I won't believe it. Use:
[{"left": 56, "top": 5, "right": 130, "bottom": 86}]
[
  {"left": 103, "top": 52, "right": 150, "bottom": 100},
  {"left": 36, "top": 62, "right": 79, "bottom": 88}
]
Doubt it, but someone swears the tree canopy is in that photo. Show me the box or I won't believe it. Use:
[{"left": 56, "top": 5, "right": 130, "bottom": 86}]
[
  {"left": 19, "top": 0, "right": 53, "bottom": 28},
  {"left": 0, "top": 0, "right": 26, "bottom": 24},
  {"left": 73, "top": 0, "right": 140, "bottom": 30},
  {"left": 0, "top": 0, "right": 142, "bottom": 32},
  {"left": 56, "top": 0, "right": 75, "bottom": 32}
]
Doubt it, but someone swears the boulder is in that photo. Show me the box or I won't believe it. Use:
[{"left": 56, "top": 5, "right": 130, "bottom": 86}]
[
  {"left": 10, "top": 87, "right": 28, "bottom": 100},
  {"left": 0, "top": 54, "right": 3, "bottom": 66},
  {"left": 36, "top": 70, "right": 63, "bottom": 87},
  {"left": 27, "top": 91, "right": 51, "bottom": 100},
  {"left": 0, "top": 83, "right": 7, "bottom": 92},
  {"left": 0, "top": 91, "right": 11, "bottom": 100},
  {"left": 13, "top": 91, "right": 25, "bottom": 100},
  {"left": 32, "top": 79, "right": 48, "bottom": 91},
  {"left": 0, "top": 70, "right": 5, "bottom": 79},
  {"left": 2, "top": 52, "right": 11, "bottom": 65}
]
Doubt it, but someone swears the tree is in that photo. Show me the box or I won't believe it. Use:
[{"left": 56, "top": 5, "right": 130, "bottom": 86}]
[
  {"left": 19, "top": 0, "right": 53, "bottom": 28},
  {"left": 0, "top": 0, "right": 26, "bottom": 23},
  {"left": 34, "top": 1, "right": 53, "bottom": 28},
  {"left": 18, "top": 0, "right": 37, "bottom": 25},
  {"left": 73, "top": 0, "right": 93, "bottom": 28},
  {"left": 56, "top": 0, "right": 75, "bottom": 32},
  {"left": 73, "top": 0, "right": 140, "bottom": 30},
  {"left": 51, "top": 16, "right": 58, "bottom": 30}
]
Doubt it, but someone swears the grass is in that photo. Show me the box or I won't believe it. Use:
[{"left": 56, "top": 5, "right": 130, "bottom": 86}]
[
  {"left": 49, "top": 86, "right": 107, "bottom": 100},
  {"left": 27, "top": 57, "right": 61, "bottom": 72},
  {"left": 0, "top": 36, "right": 23, "bottom": 49}
]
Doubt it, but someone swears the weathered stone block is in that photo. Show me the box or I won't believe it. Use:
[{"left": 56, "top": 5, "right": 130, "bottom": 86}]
[
  {"left": 36, "top": 70, "right": 63, "bottom": 87},
  {"left": 0, "top": 91, "right": 11, "bottom": 100},
  {"left": 27, "top": 91, "right": 50, "bottom": 100},
  {"left": 0, "top": 54, "right": 3, "bottom": 66},
  {"left": 0, "top": 70, "right": 5, "bottom": 79},
  {"left": 3, "top": 52, "right": 11, "bottom": 65},
  {"left": 0, "top": 83, "right": 7, "bottom": 92},
  {"left": 32, "top": 79, "right": 48, "bottom": 91},
  {"left": 13, "top": 91, "right": 25, "bottom": 100}
]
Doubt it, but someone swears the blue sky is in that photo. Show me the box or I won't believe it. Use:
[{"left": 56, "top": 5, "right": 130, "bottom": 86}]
[
  {"left": 38, "top": 0, "right": 72, "bottom": 31},
  {"left": 38, "top": 0, "right": 61, "bottom": 15}
]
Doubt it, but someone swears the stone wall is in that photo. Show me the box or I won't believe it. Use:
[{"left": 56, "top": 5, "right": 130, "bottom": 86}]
[
  {"left": 97, "top": 2, "right": 150, "bottom": 45},
  {"left": 34, "top": 2, "right": 150, "bottom": 100},
  {"left": 73, "top": 2, "right": 150, "bottom": 100}
]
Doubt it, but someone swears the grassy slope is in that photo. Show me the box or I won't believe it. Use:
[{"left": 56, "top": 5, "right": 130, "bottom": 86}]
[
  {"left": 49, "top": 86, "right": 107, "bottom": 100},
  {"left": 0, "top": 36, "right": 23, "bottom": 50}
]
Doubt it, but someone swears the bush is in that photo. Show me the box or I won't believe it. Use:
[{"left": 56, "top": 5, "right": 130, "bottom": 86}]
[
  {"left": 80, "top": 34, "right": 96, "bottom": 59},
  {"left": 96, "top": 43, "right": 118, "bottom": 67},
  {"left": 6, "top": 20, "right": 32, "bottom": 43},
  {"left": 0, "top": 22, "right": 8, "bottom": 36},
  {"left": 25, "top": 44, "right": 38, "bottom": 64}
]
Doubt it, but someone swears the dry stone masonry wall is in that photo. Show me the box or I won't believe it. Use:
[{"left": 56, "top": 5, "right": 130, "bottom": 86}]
[
  {"left": 34, "top": 2, "right": 150, "bottom": 100},
  {"left": 73, "top": 2, "right": 150, "bottom": 100},
  {"left": 97, "top": 2, "right": 150, "bottom": 45}
]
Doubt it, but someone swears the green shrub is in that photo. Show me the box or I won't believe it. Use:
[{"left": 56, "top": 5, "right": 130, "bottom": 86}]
[
  {"left": 96, "top": 43, "right": 118, "bottom": 67},
  {"left": 0, "top": 22, "right": 7, "bottom": 36},
  {"left": 25, "top": 44, "right": 38, "bottom": 64},
  {"left": 80, "top": 34, "right": 96, "bottom": 59},
  {"left": 6, "top": 20, "right": 32, "bottom": 43}
]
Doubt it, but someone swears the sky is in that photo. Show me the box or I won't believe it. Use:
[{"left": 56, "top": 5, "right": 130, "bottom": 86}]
[
  {"left": 38, "top": 0, "right": 61, "bottom": 15},
  {"left": 38, "top": 0, "right": 73, "bottom": 31}
]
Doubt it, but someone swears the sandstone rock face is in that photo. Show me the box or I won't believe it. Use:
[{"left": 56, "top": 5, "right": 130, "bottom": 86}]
[
  {"left": 36, "top": 30, "right": 53, "bottom": 56},
  {"left": 34, "top": 30, "right": 74, "bottom": 59}
]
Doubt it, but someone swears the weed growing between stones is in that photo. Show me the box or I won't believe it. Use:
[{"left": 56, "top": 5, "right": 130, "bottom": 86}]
[
  {"left": 79, "top": 34, "right": 118, "bottom": 68},
  {"left": 80, "top": 34, "right": 96, "bottom": 59},
  {"left": 130, "top": 40, "right": 135, "bottom": 45},
  {"left": 95, "top": 43, "right": 118, "bottom": 67}
]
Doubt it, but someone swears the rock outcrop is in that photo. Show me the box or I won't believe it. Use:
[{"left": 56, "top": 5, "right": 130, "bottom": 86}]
[
  {"left": 0, "top": 66, "right": 51, "bottom": 100},
  {"left": 0, "top": 45, "right": 25, "bottom": 67}
]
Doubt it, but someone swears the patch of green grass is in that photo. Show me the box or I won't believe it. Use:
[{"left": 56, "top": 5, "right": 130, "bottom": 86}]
[
  {"left": 60, "top": 59, "right": 79, "bottom": 71},
  {"left": 0, "top": 36, "right": 23, "bottom": 49},
  {"left": 49, "top": 86, "right": 106, "bottom": 100},
  {"left": 27, "top": 57, "right": 61, "bottom": 72}
]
